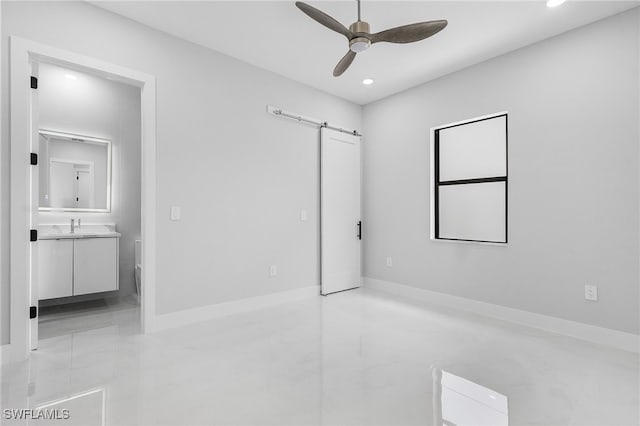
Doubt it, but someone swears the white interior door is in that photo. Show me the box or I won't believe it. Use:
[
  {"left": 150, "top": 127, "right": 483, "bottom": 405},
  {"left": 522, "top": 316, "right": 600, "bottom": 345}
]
[
  {"left": 76, "top": 169, "right": 94, "bottom": 208},
  {"left": 321, "top": 127, "right": 361, "bottom": 295},
  {"left": 50, "top": 161, "right": 74, "bottom": 206}
]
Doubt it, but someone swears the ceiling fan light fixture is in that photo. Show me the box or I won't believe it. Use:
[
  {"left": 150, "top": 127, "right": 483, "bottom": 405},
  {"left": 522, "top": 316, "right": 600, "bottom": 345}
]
[
  {"left": 295, "top": 1, "right": 448, "bottom": 77},
  {"left": 546, "top": 0, "right": 566, "bottom": 7},
  {"left": 350, "top": 37, "right": 371, "bottom": 53}
]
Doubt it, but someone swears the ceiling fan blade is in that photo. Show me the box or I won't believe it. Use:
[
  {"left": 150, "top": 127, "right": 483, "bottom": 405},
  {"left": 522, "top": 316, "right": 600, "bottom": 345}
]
[
  {"left": 295, "top": 1, "right": 353, "bottom": 40},
  {"left": 371, "top": 20, "right": 448, "bottom": 44},
  {"left": 333, "top": 50, "right": 357, "bottom": 77}
]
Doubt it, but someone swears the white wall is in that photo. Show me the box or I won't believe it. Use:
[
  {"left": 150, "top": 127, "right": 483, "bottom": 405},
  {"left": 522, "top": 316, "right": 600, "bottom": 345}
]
[
  {"left": 1, "top": 1, "right": 361, "bottom": 342},
  {"left": 363, "top": 9, "right": 640, "bottom": 334},
  {"left": 38, "top": 62, "right": 142, "bottom": 300}
]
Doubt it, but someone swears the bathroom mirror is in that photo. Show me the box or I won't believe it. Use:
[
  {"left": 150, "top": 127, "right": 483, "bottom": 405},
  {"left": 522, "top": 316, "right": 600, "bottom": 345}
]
[{"left": 39, "top": 130, "right": 112, "bottom": 212}]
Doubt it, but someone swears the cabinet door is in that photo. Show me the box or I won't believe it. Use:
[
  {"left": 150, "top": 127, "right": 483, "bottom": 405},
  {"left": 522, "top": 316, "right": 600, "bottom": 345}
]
[
  {"left": 38, "top": 239, "right": 73, "bottom": 299},
  {"left": 73, "top": 238, "right": 118, "bottom": 296}
]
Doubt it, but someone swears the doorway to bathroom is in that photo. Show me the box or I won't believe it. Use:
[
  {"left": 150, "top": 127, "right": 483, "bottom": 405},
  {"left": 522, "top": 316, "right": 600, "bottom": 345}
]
[
  {"left": 34, "top": 63, "right": 142, "bottom": 343},
  {"left": 7, "top": 37, "right": 157, "bottom": 361}
]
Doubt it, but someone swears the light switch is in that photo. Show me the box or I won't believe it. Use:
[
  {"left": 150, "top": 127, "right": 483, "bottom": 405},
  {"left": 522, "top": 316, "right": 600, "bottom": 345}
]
[
  {"left": 300, "top": 210, "right": 308, "bottom": 221},
  {"left": 585, "top": 285, "right": 598, "bottom": 301},
  {"left": 170, "top": 206, "right": 181, "bottom": 221}
]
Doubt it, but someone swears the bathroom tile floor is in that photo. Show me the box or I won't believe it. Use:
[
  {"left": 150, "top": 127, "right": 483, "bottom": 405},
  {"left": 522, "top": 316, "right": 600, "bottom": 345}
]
[
  {"left": 38, "top": 296, "right": 140, "bottom": 340},
  {"left": 2, "top": 289, "right": 638, "bottom": 425}
]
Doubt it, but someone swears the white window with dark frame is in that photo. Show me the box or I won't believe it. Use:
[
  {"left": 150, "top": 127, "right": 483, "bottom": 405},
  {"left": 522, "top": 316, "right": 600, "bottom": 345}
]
[{"left": 431, "top": 113, "right": 508, "bottom": 244}]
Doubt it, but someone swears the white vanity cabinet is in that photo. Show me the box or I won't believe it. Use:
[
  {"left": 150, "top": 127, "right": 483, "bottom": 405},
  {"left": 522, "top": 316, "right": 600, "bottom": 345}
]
[
  {"left": 74, "top": 238, "right": 118, "bottom": 296},
  {"left": 38, "top": 240, "right": 74, "bottom": 299},
  {"left": 38, "top": 236, "right": 119, "bottom": 300}
]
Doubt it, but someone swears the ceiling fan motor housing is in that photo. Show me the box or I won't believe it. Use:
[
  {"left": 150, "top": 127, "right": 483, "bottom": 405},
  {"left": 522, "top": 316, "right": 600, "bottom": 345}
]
[{"left": 349, "top": 21, "right": 371, "bottom": 53}]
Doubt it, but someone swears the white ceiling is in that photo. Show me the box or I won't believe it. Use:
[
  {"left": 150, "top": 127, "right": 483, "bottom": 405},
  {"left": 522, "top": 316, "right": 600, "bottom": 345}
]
[{"left": 92, "top": 1, "right": 639, "bottom": 105}]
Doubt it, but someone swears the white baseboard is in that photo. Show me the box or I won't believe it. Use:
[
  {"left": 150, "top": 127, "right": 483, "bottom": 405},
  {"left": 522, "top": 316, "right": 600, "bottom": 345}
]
[
  {"left": 364, "top": 277, "right": 639, "bottom": 353},
  {"left": 151, "top": 285, "right": 319, "bottom": 332}
]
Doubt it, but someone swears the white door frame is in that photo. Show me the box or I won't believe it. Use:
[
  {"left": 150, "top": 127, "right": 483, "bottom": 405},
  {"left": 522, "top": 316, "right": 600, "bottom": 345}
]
[{"left": 2, "top": 36, "right": 158, "bottom": 364}]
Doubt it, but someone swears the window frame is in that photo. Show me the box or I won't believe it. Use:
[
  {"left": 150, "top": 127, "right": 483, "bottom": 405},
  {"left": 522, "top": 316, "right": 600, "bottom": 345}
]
[{"left": 430, "top": 112, "right": 509, "bottom": 245}]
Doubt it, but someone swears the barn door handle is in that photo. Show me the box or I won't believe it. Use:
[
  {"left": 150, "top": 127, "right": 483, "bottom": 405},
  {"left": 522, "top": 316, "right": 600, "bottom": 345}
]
[{"left": 357, "top": 221, "right": 362, "bottom": 240}]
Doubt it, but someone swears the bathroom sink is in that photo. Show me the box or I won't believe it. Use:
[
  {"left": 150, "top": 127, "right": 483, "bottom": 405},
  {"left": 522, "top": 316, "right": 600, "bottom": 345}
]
[{"left": 39, "top": 224, "right": 121, "bottom": 240}]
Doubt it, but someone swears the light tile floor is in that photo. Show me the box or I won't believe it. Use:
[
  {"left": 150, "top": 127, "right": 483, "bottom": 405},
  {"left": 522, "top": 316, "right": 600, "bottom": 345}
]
[
  {"left": 38, "top": 296, "right": 140, "bottom": 340},
  {"left": 1, "top": 289, "right": 638, "bottom": 425}
]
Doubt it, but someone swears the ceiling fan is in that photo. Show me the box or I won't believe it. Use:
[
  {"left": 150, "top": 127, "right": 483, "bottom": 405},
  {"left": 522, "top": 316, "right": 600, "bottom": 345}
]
[{"left": 295, "top": 0, "right": 448, "bottom": 77}]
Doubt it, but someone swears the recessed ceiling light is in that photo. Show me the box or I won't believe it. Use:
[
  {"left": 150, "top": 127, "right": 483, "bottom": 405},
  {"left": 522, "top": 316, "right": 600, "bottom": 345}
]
[
  {"left": 64, "top": 74, "right": 77, "bottom": 80},
  {"left": 362, "top": 78, "right": 374, "bottom": 86},
  {"left": 546, "top": 0, "right": 566, "bottom": 7}
]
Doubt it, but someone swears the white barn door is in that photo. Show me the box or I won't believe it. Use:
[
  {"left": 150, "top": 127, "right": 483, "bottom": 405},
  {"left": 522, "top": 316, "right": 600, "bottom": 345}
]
[{"left": 320, "top": 128, "right": 361, "bottom": 295}]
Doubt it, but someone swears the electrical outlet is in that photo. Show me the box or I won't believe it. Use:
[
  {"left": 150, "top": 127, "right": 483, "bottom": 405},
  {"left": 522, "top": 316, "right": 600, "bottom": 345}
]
[
  {"left": 269, "top": 265, "right": 278, "bottom": 277},
  {"left": 585, "top": 285, "right": 598, "bottom": 301},
  {"left": 300, "top": 210, "right": 308, "bottom": 221},
  {"left": 386, "top": 257, "right": 393, "bottom": 267}
]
